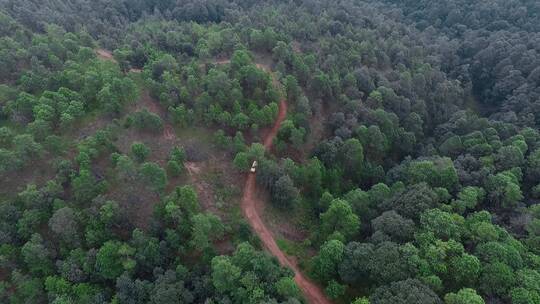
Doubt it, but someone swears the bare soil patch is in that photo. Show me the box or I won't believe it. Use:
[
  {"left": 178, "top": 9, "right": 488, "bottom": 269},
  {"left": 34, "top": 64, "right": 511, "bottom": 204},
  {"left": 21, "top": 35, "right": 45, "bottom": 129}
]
[
  {"left": 204, "top": 55, "right": 331, "bottom": 303},
  {"left": 185, "top": 162, "right": 201, "bottom": 175},
  {"left": 96, "top": 49, "right": 115, "bottom": 61},
  {"left": 105, "top": 178, "right": 160, "bottom": 230},
  {"left": 0, "top": 160, "right": 57, "bottom": 198},
  {"left": 184, "top": 151, "right": 243, "bottom": 216},
  {"left": 241, "top": 98, "right": 331, "bottom": 303},
  {"left": 253, "top": 185, "right": 308, "bottom": 242}
]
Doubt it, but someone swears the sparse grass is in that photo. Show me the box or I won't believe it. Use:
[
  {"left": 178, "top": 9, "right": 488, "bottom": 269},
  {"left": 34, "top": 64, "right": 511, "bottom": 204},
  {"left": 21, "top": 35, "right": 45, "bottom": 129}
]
[
  {"left": 276, "top": 237, "right": 303, "bottom": 257},
  {"left": 276, "top": 237, "right": 314, "bottom": 272},
  {"left": 261, "top": 194, "right": 318, "bottom": 237},
  {"left": 296, "top": 198, "right": 321, "bottom": 229},
  {"left": 204, "top": 169, "right": 240, "bottom": 210},
  {"left": 0, "top": 158, "right": 57, "bottom": 198},
  {"left": 174, "top": 126, "right": 215, "bottom": 144}
]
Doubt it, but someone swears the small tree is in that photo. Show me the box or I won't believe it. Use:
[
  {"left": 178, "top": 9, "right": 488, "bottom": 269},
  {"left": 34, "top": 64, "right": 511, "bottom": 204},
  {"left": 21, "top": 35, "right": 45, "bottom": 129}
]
[
  {"left": 190, "top": 213, "right": 225, "bottom": 251},
  {"left": 370, "top": 279, "right": 441, "bottom": 304},
  {"left": 485, "top": 171, "right": 523, "bottom": 208},
  {"left": 167, "top": 160, "right": 182, "bottom": 177},
  {"left": 131, "top": 142, "right": 150, "bottom": 162},
  {"left": 21, "top": 234, "right": 53, "bottom": 276},
  {"left": 98, "top": 85, "right": 121, "bottom": 115},
  {"left": 72, "top": 169, "right": 105, "bottom": 203},
  {"left": 352, "top": 297, "right": 370, "bottom": 304},
  {"left": 13, "top": 134, "right": 43, "bottom": 162},
  {"left": 48, "top": 207, "right": 79, "bottom": 246},
  {"left": 0, "top": 148, "right": 19, "bottom": 173},
  {"left": 211, "top": 256, "right": 241, "bottom": 293},
  {"left": 275, "top": 277, "right": 300, "bottom": 298},
  {"left": 132, "top": 110, "right": 163, "bottom": 133},
  {"left": 271, "top": 175, "right": 299, "bottom": 208},
  {"left": 320, "top": 199, "right": 360, "bottom": 241},
  {"left": 325, "top": 280, "right": 346, "bottom": 299},
  {"left": 312, "top": 239, "right": 345, "bottom": 283},
  {"left": 95, "top": 241, "right": 135, "bottom": 280},
  {"left": 169, "top": 146, "right": 186, "bottom": 164},
  {"left": 444, "top": 288, "right": 484, "bottom": 304},
  {"left": 0, "top": 126, "right": 14, "bottom": 147},
  {"left": 479, "top": 262, "right": 516, "bottom": 297},
  {"left": 233, "top": 152, "right": 250, "bottom": 171},
  {"left": 139, "top": 162, "right": 167, "bottom": 193}
]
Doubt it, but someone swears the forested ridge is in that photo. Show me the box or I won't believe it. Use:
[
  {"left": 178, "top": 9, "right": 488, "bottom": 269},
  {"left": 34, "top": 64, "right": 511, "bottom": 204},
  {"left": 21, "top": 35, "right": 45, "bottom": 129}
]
[{"left": 1, "top": 0, "right": 540, "bottom": 304}]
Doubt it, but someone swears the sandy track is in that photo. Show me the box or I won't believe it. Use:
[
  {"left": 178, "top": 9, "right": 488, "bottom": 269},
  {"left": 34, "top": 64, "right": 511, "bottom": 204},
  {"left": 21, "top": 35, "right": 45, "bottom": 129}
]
[{"left": 241, "top": 99, "right": 331, "bottom": 304}]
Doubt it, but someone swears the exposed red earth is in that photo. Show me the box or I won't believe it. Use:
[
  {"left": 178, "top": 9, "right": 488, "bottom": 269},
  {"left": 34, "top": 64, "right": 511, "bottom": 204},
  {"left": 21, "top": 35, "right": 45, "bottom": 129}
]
[
  {"left": 97, "top": 50, "right": 331, "bottom": 303},
  {"left": 210, "top": 57, "right": 331, "bottom": 304},
  {"left": 242, "top": 98, "right": 331, "bottom": 304}
]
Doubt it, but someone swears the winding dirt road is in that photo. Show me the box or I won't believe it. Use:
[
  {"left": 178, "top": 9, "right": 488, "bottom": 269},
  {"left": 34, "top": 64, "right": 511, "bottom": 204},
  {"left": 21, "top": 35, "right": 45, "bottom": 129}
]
[
  {"left": 96, "top": 49, "right": 330, "bottom": 302},
  {"left": 200, "top": 60, "right": 328, "bottom": 301},
  {"left": 242, "top": 99, "right": 331, "bottom": 304}
]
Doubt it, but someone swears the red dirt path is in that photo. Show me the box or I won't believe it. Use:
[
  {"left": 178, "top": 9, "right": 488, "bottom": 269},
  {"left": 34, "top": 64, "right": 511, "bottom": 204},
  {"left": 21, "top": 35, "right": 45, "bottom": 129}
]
[
  {"left": 96, "top": 50, "right": 330, "bottom": 302},
  {"left": 242, "top": 99, "right": 331, "bottom": 304}
]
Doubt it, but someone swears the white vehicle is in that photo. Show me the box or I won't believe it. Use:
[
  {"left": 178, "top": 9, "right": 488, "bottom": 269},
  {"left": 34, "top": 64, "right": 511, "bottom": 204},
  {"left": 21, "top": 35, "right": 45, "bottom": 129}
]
[{"left": 250, "top": 160, "right": 258, "bottom": 173}]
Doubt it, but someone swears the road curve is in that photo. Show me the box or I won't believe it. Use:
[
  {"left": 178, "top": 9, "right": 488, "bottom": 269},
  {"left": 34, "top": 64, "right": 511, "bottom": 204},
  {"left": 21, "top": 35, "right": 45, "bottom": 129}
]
[
  {"left": 96, "top": 49, "right": 331, "bottom": 302},
  {"left": 241, "top": 100, "right": 332, "bottom": 304}
]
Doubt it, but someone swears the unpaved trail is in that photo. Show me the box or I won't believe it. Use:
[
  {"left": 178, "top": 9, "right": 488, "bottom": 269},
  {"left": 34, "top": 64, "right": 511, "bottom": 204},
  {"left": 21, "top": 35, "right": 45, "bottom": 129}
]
[
  {"left": 241, "top": 75, "right": 331, "bottom": 303},
  {"left": 96, "top": 51, "right": 330, "bottom": 302},
  {"left": 223, "top": 57, "right": 331, "bottom": 303}
]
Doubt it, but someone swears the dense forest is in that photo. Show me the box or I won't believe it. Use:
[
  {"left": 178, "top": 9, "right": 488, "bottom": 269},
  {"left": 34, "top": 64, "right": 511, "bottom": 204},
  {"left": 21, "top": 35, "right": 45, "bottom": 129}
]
[{"left": 1, "top": 0, "right": 540, "bottom": 303}]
